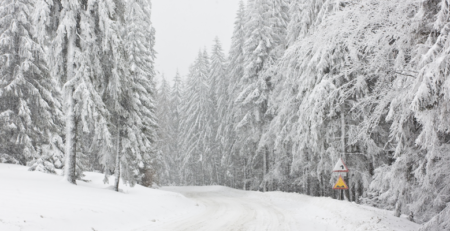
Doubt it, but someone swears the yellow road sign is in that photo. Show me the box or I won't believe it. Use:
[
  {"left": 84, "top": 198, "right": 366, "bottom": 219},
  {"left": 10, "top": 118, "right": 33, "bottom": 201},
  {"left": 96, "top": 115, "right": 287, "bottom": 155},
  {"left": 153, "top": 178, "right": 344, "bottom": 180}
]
[{"left": 333, "top": 175, "right": 348, "bottom": 190}]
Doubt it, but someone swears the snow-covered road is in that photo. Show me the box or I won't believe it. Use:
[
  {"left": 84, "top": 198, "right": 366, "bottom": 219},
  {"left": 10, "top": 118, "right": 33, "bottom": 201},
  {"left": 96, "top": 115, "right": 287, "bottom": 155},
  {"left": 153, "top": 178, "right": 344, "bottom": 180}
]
[
  {"left": 145, "top": 187, "right": 298, "bottom": 231},
  {"left": 136, "top": 186, "right": 419, "bottom": 231},
  {"left": 0, "top": 165, "right": 419, "bottom": 231}
]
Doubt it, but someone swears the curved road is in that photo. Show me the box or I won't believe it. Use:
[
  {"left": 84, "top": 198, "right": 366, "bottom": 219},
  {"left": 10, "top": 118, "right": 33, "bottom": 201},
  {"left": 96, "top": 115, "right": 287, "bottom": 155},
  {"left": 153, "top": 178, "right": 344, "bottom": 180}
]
[
  {"left": 145, "top": 186, "right": 299, "bottom": 231},
  {"left": 132, "top": 186, "right": 419, "bottom": 231}
]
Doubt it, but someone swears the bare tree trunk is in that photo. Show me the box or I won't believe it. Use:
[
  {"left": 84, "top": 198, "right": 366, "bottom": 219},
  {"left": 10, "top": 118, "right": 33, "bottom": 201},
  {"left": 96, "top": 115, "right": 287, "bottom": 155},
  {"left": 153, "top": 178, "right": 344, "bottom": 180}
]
[
  {"left": 355, "top": 180, "right": 361, "bottom": 204},
  {"left": 213, "top": 156, "right": 219, "bottom": 185},
  {"left": 64, "top": 30, "right": 77, "bottom": 185},
  {"left": 200, "top": 159, "right": 205, "bottom": 185},
  {"left": 341, "top": 104, "right": 350, "bottom": 201},
  {"left": 394, "top": 200, "right": 402, "bottom": 217},
  {"left": 114, "top": 120, "right": 121, "bottom": 192},
  {"left": 263, "top": 147, "right": 267, "bottom": 192},
  {"left": 243, "top": 157, "right": 247, "bottom": 190},
  {"left": 64, "top": 90, "right": 77, "bottom": 184},
  {"left": 320, "top": 174, "right": 324, "bottom": 197},
  {"left": 232, "top": 164, "right": 236, "bottom": 188},
  {"left": 192, "top": 163, "right": 196, "bottom": 186}
]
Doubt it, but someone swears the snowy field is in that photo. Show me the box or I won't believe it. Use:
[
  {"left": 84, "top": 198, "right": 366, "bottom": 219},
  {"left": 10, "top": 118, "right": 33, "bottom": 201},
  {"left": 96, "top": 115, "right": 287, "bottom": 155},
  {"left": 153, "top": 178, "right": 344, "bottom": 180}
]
[{"left": 0, "top": 164, "right": 419, "bottom": 231}]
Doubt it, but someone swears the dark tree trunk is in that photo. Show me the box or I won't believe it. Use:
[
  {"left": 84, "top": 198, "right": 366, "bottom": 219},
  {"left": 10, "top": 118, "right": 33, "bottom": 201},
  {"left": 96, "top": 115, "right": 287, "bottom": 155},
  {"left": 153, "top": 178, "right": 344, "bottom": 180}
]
[{"left": 114, "top": 119, "right": 121, "bottom": 192}]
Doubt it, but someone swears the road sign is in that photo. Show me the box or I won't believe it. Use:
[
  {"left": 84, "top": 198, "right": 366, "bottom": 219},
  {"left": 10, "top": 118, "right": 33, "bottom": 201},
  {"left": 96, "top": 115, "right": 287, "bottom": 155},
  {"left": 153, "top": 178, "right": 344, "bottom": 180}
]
[
  {"left": 333, "top": 175, "right": 348, "bottom": 190},
  {"left": 333, "top": 158, "right": 349, "bottom": 172}
]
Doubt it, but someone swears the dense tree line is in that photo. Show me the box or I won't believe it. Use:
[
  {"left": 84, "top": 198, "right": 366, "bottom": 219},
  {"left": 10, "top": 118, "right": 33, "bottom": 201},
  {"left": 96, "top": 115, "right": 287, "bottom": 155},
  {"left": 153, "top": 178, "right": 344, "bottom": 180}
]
[
  {"left": 0, "top": 0, "right": 158, "bottom": 191},
  {"left": 157, "top": 0, "right": 450, "bottom": 229}
]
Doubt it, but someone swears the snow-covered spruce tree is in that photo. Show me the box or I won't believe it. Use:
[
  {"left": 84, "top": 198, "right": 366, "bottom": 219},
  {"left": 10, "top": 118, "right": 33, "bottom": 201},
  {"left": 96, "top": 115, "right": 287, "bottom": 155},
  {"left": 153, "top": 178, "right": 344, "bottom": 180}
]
[
  {"left": 256, "top": 0, "right": 290, "bottom": 192},
  {"left": 233, "top": 0, "right": 289, "bottom": 191},
  {"left": 267, "top": 0, "right": 344, "bottom": 196},
  {"left": 222, "top": 0, "right": 247, "bottom": 189},
  {"left": 286, "top": 0, "right": 302, "bottom": 47},
  {"left": 336, "top": 0, "right": 450, "bottom": 225},
  {"left": 35, "top": 0, "right": 156, "bottom": 188},
  {"left": 156, "top": 75, "right": 173, "bottom": 185},
  {"left": 72, "top": 0, "right": 126, "bottom": 180},
  {"left": 264, "top": 0, "right": 424, "bottom": 200},
  {"left": 35, "top": 0, "right": 113, "bottom": 184},
  {"left": 245, "top": 0, "right": 326, "bottom": 193},
  {"left": 98, "top": 0, "right": 134, "bottom": 192},
  {"left": 179, "top": 51, "right": 213, "bottom": 186},
  {"left": 105, "top": 0, "right": 158, "bottom": 191},
  {"left": 28, "top": 134, "right": 65, "bottom": 173},
  {"left": 200, "top": 48, "right": 218, "bottom": 186},
  {"left": 208, "top": 38, "right": 228, "bottom": 185},
  {"left": 396, "top": 0, "right": 450, "bottom": 227},
  {"left": 168, "top": 71, "right": 183, "bottom": 185},
  {"left": 272, "top": 0, "right": 349, "bottom": 194},
  {"left": 257, "top": 0, "right": 450, "bottom": 224},
  {"left": 0, "top": 0, "right": 62, "bottom": 168}
]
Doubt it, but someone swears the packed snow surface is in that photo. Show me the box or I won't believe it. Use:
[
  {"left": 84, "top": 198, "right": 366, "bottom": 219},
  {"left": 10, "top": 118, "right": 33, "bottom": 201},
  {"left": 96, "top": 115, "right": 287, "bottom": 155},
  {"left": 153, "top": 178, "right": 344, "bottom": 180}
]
[{"left": 0, "top": 164, "right": 419, "bottom": 231}]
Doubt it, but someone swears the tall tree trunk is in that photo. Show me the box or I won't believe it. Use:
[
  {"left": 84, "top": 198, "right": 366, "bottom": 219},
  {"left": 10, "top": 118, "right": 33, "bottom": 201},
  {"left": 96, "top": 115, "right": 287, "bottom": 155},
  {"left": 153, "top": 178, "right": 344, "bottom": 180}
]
[
  {"left": 243, "top": 157, "right": 247, "bottom": 190},
  {"left": 394, "top": 200, "right": 402, "bottom": 217},
  {"left": 232, "top": 163, "right": 236, "bottom": 188},
  {"left": 320, "top": 174, "right": 324, "bottom": 197},
  {"left": 211, "top": 156, "right": 217, "bottom": 184},
  {"left": 263, "top": 147, "right": 267, "bottom": 192},
  {"left": 114, "top": 120, "right": 121, "bottom": 192},
  {"left": 355, "top": 180, "right": 361, "bottom": 204},
  {"left": 215, "top": 156, "right": 220, "bottom": 185},
  {"left": 64, "top": 31, "right": 77, "bottom": 185},
  {"left": 200, "top": 158, "right": 205, "bottom": 185},
  {"left": 192, "top": 163, "right": 196, "bottom": 186},
  {"left": 341, "top": 104, "right": 350, "bottom": 201}
]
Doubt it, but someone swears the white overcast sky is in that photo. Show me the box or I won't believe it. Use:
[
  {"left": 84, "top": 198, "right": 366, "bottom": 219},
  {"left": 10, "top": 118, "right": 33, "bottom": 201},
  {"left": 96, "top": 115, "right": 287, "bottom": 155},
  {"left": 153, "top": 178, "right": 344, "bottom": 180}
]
[{"left": 152, "top": 0, "right": 241, "bottom": 82}]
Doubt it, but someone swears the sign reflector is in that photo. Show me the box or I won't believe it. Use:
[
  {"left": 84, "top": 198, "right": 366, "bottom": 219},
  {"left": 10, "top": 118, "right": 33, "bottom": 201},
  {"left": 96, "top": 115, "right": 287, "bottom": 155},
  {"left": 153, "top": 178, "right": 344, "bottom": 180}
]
[
  {"left": 333, "top": 158, "right": 349, "bottom": 172},
  {"left": 333, "top": 175, "right": 348, "bottom": 190}
]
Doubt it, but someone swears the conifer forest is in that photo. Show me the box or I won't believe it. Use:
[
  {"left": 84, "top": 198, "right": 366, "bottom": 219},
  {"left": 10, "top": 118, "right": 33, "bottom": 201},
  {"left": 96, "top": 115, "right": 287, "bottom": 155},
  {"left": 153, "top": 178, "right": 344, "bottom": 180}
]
[{"left": 1, "top": 0, "right": 450, "bottom": 230}]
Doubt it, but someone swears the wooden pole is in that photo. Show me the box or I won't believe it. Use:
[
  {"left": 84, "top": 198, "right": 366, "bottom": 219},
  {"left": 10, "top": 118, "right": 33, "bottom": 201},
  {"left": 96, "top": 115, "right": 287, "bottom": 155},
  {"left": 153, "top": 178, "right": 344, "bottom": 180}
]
[{"left": 341, "top": 104, "right": 350, "bottom": 201}]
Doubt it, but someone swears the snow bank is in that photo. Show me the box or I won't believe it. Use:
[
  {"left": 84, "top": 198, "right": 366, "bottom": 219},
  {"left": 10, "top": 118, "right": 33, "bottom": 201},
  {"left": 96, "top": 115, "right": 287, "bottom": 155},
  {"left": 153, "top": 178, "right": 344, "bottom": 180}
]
[
  {"left": 263, "top": 191, "right": 420, "bottom": 231},
  {"left": 0, "top": 164, "right": 199, "bottom": 231}
]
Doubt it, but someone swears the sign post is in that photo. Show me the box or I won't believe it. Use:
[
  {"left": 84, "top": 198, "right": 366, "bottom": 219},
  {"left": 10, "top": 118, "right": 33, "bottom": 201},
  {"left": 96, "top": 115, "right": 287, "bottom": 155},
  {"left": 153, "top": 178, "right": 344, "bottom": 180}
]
[{"left": 332, "top": 158, "right": 349, "bottom": 200}]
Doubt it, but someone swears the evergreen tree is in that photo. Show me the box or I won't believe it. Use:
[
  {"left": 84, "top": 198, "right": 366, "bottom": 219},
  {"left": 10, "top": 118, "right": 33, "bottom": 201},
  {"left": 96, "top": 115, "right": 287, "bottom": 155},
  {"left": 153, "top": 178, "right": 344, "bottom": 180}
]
[
  {"left": 156, "top": 75, "right": 173, "bottom": 184},
  {"left": 286, "top": 0, "right": 302, "bottom": 46},
  {"left": 234, "top": 0, "right": 289, "bottom": 191},
  {"left": 179, "top": 51, "right": 212, "bottom": 185},
  {"left": 107, "top": 0, "right": 158, "bottom": 191},
  {"left": 209, "top": 38, "right": 228, "bottom": 185},
  {"left": 0, "top": 0, "right": 62, "bottom": 167},
  {"left": 223, "top": 0, "right": 247, "bottom": 189},
  {"left": 36, "top": 0, "right": 119, "bottom": 184},
  {"left": 169, "top": 71, "right": 183, "bottom": 185}
]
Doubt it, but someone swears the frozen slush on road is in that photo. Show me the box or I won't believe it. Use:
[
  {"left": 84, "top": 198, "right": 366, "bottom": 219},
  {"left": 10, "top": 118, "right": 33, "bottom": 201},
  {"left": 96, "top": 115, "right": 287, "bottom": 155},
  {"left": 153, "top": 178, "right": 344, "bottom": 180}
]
[{"left": 0, "top": 164, "right": 418, "bottom": 231}]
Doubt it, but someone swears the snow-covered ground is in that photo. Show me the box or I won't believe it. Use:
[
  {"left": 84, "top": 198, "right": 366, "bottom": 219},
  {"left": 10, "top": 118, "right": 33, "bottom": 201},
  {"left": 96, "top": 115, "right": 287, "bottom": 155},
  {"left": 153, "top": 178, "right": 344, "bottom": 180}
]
[
  {"left": 0, "top": 164, "right": 420, "bottom": 231},
  {"left": 0, "top": 164, "right": 197, "bottom": 231}
]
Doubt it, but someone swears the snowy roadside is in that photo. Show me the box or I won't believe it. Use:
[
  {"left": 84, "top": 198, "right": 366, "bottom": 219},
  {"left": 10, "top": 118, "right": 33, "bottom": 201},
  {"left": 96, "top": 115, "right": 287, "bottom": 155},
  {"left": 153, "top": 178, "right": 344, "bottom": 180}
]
[
  {"left": 0, "top": 164, "right": 201, "bottom": 231},
  {"left": 261, "top": 191, "right": 420, "bottom": 231},
  {"left": 0, "top": 164, "right": 420, "bottom": 231}
]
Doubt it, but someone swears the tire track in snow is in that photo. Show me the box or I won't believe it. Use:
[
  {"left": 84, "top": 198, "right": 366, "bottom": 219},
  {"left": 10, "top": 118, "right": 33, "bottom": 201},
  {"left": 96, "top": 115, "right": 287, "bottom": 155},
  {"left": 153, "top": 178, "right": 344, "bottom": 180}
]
[{"left": 133, "top": 187, "right": 297, "bottom": 231}]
